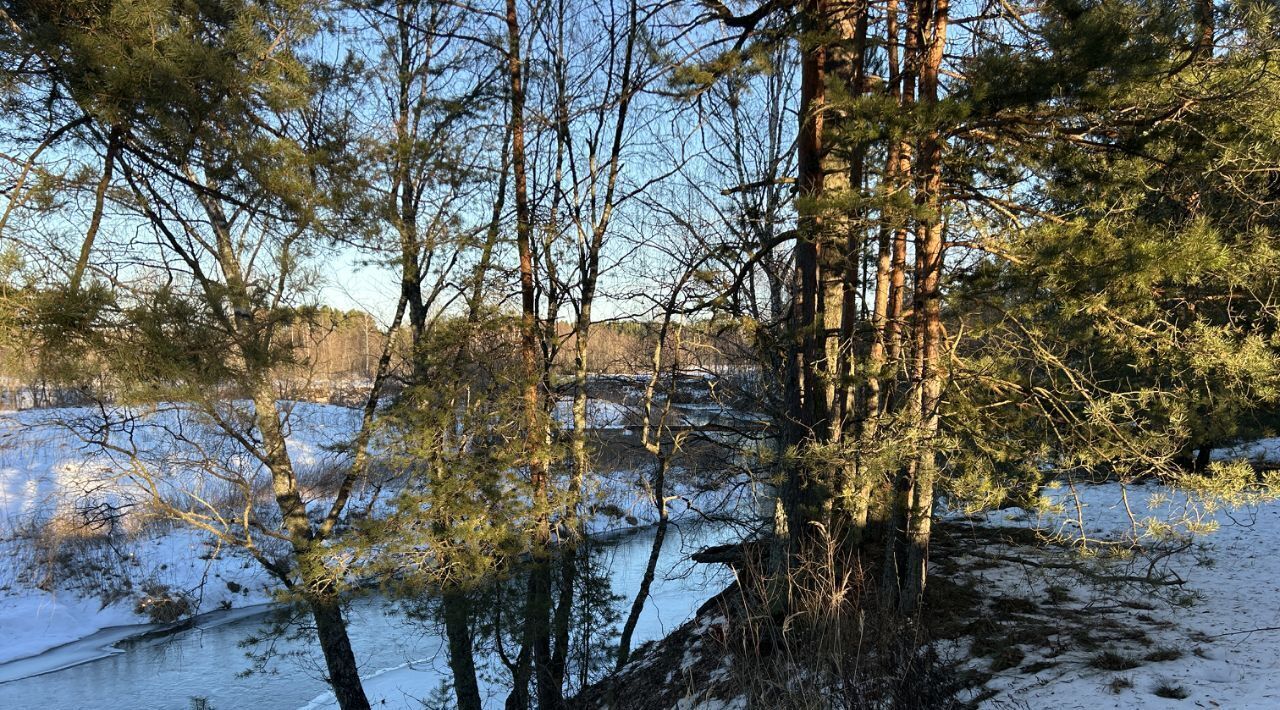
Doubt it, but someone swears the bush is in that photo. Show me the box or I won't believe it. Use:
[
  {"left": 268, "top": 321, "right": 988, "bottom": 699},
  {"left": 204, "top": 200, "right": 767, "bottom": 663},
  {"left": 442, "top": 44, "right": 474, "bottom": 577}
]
[
  {"left": 17, "top": 515, "right": 127, "bottom": 593},
  {"left": 1089, "top": 651, "right": 1141, "bottom": 671},
  {"left": 135, "top": 583, "right": 193, "bottom": 623},
  {"left": 1153, "top": 682, "right": 1189, "bottom": 699}
]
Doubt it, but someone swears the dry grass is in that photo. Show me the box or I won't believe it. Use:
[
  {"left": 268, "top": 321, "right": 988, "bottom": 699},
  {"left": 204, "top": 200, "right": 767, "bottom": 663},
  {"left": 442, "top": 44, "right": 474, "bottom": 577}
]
[
  {"left": 11, "top": 522, "right": 133, "bottom": 595},
  {"left": 1144, "top": 646, "right": 1184, "bottom": 662},
  {"left": 1089, "top": 651, "right": 1142, "bottom": 671},
  {"left": 710, "top": 529, "right": 967, "bottom": 709},
  {"left": 1152, "top": 681, "right": 1189, "bottom": 699}
]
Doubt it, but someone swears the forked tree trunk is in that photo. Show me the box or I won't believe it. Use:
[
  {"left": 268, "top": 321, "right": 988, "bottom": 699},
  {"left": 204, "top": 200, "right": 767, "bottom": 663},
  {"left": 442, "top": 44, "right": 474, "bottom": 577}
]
[
  {"left": 505, "top": 637, "right": 532, "bottom": 710},
  {"left": 442, "top": 591, "right": 483, "bottom": 710},
  {"left": 616, "top": 456, "right": 670, "bottom": 669},
  {"left": 618, "top": 291, "right": 684, "bottom": 667},
  {"left": 254, "top": 386, "right": 370, "bottom": 710},
  {"left": 230, "top": 241, "right": 370, "bottom": 710}
]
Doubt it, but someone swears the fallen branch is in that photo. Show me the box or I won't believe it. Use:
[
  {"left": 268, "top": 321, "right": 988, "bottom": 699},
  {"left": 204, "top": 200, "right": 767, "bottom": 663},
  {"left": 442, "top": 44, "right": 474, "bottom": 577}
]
[
  {"left": 964, "top": 549, "right": 1188, "bottom": 587},
  {"left": 1210, "top": 626, "right": 1280, "bottom": 638}
]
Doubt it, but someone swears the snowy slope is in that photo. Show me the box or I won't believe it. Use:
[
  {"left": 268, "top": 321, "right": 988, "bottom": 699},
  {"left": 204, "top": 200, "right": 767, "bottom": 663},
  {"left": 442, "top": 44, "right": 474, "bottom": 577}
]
[
  {"left": 0, "top": 399, "right": 747, "bottom": 674},
  {"left": 966, "top": 479, "right": 1280, "bottom": 708},
  {"left": 0, "top": 402, "right": 360, "bottom": 665}
]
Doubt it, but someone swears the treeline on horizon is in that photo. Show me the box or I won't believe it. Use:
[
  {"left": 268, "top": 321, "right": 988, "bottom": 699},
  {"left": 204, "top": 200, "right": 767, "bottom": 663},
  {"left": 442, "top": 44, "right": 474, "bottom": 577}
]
[{"left": 0, "top": 298, "right": 757, "bottom": 404}]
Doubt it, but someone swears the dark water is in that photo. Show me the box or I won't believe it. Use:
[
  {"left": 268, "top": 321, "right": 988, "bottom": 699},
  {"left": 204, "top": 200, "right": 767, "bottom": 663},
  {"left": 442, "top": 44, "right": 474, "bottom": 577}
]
[{"left": 0, "top": 522, "right": 733, "bottom": 710}]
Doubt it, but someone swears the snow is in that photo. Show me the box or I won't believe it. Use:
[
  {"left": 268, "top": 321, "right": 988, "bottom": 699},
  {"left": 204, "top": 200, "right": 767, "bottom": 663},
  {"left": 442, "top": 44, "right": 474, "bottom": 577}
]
[
  {"left": 0, "top": 602, "right": 272, "bottom": 683},
  {"left": 7, "top": 397, "right": 1280, "bottom": 708},
  {"left": 0, "top": 592, "right": 142, "bottom": 673},
  {"left": 0, "top": 523, "right": 280, "bottom": 666},
  {"left": 963, "top": 476, "right": 1280, "bottom": 709},
  {"left": 1214, "top": 437, "right": 1280, "bottom": 466},
  {"left": 0, "top": 401, "right": 363, "bottom": 536},
  {"left": 0, "top": 399, "right": 744, "bottom": 695},
  {"left": 0, "top": 402, "right": 359, "bottom": 667},
  {"left": 553, "top": 397, "right": 633, "bottom": 429}
]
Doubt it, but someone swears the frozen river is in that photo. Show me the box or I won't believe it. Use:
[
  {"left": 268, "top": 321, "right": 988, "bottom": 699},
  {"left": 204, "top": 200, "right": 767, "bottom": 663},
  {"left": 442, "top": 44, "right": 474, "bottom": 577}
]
[{"left": 0, "top": 522, "right": 733, "bottom": 709}]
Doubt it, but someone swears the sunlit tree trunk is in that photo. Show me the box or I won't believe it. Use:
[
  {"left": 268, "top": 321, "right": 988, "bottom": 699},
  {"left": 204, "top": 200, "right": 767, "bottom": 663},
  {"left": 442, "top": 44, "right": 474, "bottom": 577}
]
[
  {"left": 899, "top": 0, "right": 949, "bottom": 614},
  {"left": 503, "top": 0, "right": 554, "bottom": 705}
]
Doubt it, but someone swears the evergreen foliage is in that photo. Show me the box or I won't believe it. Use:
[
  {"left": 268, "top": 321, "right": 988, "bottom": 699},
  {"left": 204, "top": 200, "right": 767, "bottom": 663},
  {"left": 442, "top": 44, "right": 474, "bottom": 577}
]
[{"left": 4, "top": 0, "right": 1280, "bottom": 706}]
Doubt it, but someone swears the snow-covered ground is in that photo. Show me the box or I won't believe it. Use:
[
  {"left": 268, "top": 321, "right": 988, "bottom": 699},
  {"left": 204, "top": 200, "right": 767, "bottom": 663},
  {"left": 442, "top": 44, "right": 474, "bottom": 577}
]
[
  {"left": 553, "top": 397, "right": 632, "bottom": 429},
  {"left": 0, "top": 399, "right": 743, "bottom": 681},
  {"left": 9, "top": 396, "right": 1278, "bottom": 708},
  {"left": 0, "top": 402, "right": 359, "bottom": 666},
  {"left": 961, "top": 477, "right": 1280, "bottom": 708}
]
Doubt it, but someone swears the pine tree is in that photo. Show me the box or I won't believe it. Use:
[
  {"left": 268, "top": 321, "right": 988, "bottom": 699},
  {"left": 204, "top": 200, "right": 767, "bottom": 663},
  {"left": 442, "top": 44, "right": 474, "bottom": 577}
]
[{"left": 2, "top": 2, "right": 377, "bottom": 707}]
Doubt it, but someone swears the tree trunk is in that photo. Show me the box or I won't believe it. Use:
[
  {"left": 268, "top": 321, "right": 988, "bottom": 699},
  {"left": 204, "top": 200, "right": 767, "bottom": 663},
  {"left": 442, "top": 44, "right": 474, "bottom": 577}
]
[
  {"left": 783, "top": 0, "right": 831, "bottom": 557},
  {"left": 1195, "top": 445, "right": 1213, "bottom": 473},
  {"left": 530, "top": 561, "right": 559, "bottom": 709},
  {"left": 616, "top": 455, "right": 669, "bottom": 669},
  {"left": 309, "top": 595, "right": 372, "bottom": 710},
  {"left": 899, "top": 0, "right": 949, "bottom": 615},
  {"left": 830, "top": 0, "right": 873, "bottom": 545},
  {"left": 442, "top": 590, "right": 482, "bottom": 710},
  {"left": 1194, "top": 0, "right": 1214, "bottom": 59},
  {"left": 70, "top": 126, "right": 121, "bottom": 293},
  {"left": 245, "top": 349, "right": 369, "bottom": 710},
  {"left": 505, "top": 0, "right": 557, "bottom": 703},
  {"left": 505, "top": 630, "right": 532, "bottom": 710},
  {"left": 549, "top": 541, "right": 576, "bottom": 702}
]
